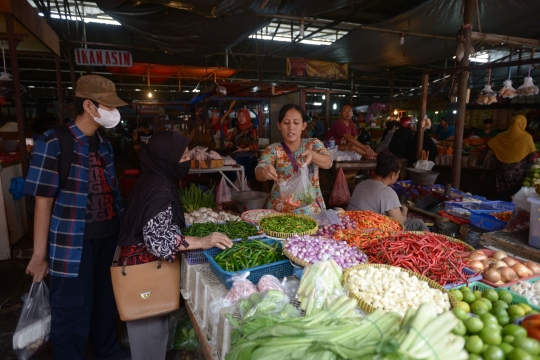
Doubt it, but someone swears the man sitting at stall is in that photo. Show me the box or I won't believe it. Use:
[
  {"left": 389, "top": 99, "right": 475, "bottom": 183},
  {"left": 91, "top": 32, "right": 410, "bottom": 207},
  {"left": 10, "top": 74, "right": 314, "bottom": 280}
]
[
  {"left": 347, "top": 152, "right": 428, "bottom": 231},
  {"left": 435, "top": 116, "right": 455, "bottom": 141},
  {"left": 327, "top": 104, "right": 375, "bottom": 157},
  {"left": 474, "top": 118, "right": 498, "bottom": 139}
]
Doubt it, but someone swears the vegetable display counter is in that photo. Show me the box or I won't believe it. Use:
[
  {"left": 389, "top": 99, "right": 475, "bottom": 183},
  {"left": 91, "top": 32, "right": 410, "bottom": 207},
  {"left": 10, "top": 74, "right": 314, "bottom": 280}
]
[{"left": 189, "top": 165, "right": 244, "bottom": 191}]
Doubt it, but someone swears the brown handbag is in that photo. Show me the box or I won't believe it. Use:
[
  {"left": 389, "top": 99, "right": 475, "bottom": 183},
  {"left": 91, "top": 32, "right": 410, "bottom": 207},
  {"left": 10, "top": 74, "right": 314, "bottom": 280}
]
[{"left": 110, "top": 254, "right": 180, "bottom": 321}]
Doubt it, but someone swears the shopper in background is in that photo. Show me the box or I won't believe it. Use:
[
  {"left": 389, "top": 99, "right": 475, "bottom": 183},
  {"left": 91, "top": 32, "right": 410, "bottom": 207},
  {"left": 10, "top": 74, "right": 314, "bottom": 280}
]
[
  {"left": 408, "top": 117, "right": 438, "bottom": 165},
  {"left": 376, "top": 120, "right": 397, "bottom": 153},
  {"left": 326, "top": 104, "right": 375, "bottom": 157},
  {"left": 388, "top": 116, "right": 414, "bottom": 180},
  {"left": 256, "top": 104, "right": 332, "bottom": 215},
  {"left": 118, "top": 131, "right": 232, "bottom": 360},
  {"left": 486, "top": 115, "right": 537, "bottom": 201},
  {"left": 24, "top": 75, "right": 130, "bottom": 360},
  {"left": 434, "top": 116, "right": 455, "bottom": 141},
  {"left": 348, "top": 152, "right": 428, "bottom": 231},
  {"left": 475, "top": 118, "right": 498, "bottom": 139},
  {"left": 227, "top": 108, "right": 259, "bottom": 181}
]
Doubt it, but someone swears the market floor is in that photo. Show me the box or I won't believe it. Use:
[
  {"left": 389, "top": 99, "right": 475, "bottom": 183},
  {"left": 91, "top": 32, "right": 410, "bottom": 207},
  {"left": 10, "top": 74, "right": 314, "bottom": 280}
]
[{"left": 0, "top": 258, "right": 205, "bottom": 360}]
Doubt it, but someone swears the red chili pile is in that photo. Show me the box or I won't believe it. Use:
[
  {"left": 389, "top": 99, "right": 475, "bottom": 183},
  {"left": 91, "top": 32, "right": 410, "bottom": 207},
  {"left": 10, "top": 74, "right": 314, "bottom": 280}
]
[
  {"left": 490, "top": 211, "right": 512, "bottom": 222},
  {"left": 333, "top": 228, "right": 396, "bottom": 247},
  {"left": 360, "top": 232, "right": 474, "bottom": 285},
  {"left": 345, "top": 210, "right": 403, "bottom": 232}
]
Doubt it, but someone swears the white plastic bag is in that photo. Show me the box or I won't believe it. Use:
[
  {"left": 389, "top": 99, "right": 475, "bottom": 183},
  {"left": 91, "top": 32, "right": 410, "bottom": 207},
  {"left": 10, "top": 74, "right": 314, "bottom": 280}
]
[
  {"left": 216, "top": 176, "right": 232, "bottom": 210},
  {"left": 499, "top": 79, "right": 517, "bottom": 98},
  {"left": 414, "top": 160, "right": 435, "bottom": 170},
  {"left": 279, "top": 166, "right": 316, "bottom": 211},
  {"left": 13, "top": 282, "right": 51, "bottom": 360},
  {"left": 233, "top": 174, "right": 251, "bottom": 192},
  {"left": 477, "top": 85, "right": 497, "bottom": 105},
  {"left": 513, "top": 186, "right": 540, "bottom": 211},
  {"left": 517, "top": 77, "right": 539, "bottom": 96}
]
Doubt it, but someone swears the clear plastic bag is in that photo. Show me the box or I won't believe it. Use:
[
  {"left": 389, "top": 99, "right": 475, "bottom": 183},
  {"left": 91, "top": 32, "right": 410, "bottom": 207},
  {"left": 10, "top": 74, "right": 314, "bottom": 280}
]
[
  {"left": 279, "top": 166, "right": 317, "bottom": 211},
  {"left": 13, "top": 282, "right": 51, "bottom": 360},
  {"left": 225, "top": 272, "right": 258, "bottom": 303},
  {"left": 329, "top": 167, "right": 351, "bottom": 207},
  {"left": 504, "top": 207, "right": 530, "bottom": 233},
  {"left": 513, "top": 186, "right": 539, "bottom": 211},
  {"left": 414, "top": 160, "right": 435, "bottom": 170},
  {"left": 233, "top": 174, "right": 251, "bottom": 192},
  {"left": 477, "top": 85, "right": 497, "bottom": 105},
  {"left": 296, "top": 257, "right": 344, "bottom": 316},
  {"left": 216, "top": 176, "right": 232, "bottom": 210},
  {"left": 256, "top": 275, "right": 285, "bottom": 293},
  {"left": 171, "top": 316, "right": 199, "bottom": 351},
  {"left": 517, "top": 77, "right": 539, "bottom": 96},
  {"left": 499, "top": 79, "right": 517, "bottom": 98},
  {"left": 238, "top": 289, "right": 296, "bottom": 320}
]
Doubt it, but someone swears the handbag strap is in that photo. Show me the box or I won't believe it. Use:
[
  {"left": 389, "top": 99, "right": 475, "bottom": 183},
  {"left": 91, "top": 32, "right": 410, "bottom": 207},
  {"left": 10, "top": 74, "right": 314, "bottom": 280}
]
[
  {"left": 281, "top": 142, "right": 299, "bottom": 172},
  {"left": 120, "top": 252, "right": 162, "bottom": 276}
]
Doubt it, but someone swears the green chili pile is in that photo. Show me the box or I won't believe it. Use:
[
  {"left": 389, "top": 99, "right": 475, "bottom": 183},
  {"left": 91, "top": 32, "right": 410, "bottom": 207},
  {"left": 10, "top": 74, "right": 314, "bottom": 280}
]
[
  {"left": 180, "top": 221, "right": 259, "bottom": 240},
  {"left": 214, "top": 240, "right": 286, "bottom": 272},
  {"left": 259, "top": 215, "right": 316, "bottom": 233}
]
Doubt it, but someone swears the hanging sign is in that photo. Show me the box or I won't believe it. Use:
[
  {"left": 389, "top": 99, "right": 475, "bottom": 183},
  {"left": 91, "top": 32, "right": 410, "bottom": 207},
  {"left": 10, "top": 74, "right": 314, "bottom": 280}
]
[
  {"left": 286, "top": 58, "right": 348, "bottom": 80},
  {"left": 75, "top": 48, "right": 133, "bottom": 67}
]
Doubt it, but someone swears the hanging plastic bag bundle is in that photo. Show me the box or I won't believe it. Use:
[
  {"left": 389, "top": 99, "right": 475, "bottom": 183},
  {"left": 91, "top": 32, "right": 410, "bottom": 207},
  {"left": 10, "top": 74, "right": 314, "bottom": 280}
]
[
  {"left": 329, "top": 167, "right": 351, "bottom": 207},
  {"left": 13, "top": 282, "right": 51, "bottom": 360},
  {"left": 216, "top": 176, "right": 232, "bottom": 210},
  {"left": 279, "top": 166, "right": 317, "bottom": 211},
  {"left": 477, "top": 84, "right": 497, "bottom": 105},
  {"left": 499, "top": 79, "right": 517, "bottom": 98},
  {"left": 517, "top": 76, "right": 539, "bottom": 96}
]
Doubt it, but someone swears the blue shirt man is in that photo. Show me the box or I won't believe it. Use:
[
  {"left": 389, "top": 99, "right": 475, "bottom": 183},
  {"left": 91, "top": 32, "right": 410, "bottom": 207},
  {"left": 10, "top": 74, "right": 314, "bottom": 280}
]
[{"left": 435, "top": 117, "right": 455, "bottom": 140}]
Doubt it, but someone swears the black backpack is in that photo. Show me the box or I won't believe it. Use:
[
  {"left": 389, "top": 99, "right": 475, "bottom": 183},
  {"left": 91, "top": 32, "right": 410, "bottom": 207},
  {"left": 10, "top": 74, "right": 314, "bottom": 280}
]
[{"left": 25, "top": 125, "right": 74, "bottom": 218}]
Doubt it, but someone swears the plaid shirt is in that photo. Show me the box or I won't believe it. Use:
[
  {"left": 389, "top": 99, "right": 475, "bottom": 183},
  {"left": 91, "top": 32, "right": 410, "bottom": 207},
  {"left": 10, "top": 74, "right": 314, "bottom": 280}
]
[{"left": 23, "top": 121, "right": 124, "bottom": 277}]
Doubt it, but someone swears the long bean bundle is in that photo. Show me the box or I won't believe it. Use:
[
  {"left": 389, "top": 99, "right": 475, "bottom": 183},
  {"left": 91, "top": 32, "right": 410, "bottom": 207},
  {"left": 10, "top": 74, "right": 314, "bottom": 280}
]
[{"left": 214, "top": 240, "right": 286, "bottom": 271}]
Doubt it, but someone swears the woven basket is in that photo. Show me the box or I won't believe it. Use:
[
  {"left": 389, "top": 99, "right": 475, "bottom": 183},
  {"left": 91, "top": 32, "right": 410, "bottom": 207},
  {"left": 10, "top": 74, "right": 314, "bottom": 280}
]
[
  {"left": 283, "top": 245, "right": 368, "bottom": 269},
  {"left": 258, "top": 213, "right": 318, "bottom": 239},
  {"left": 346, "top": 211, "right": 404, "bottom": 232},
  {"left": 407, "top": 231, "right": 474, "bottom": 252},
  {"left": 343, "top": 263, "right": 459, "bottom": 313},
  {"left": 191, "top": 159, "right": 224, "bottom": 169}
]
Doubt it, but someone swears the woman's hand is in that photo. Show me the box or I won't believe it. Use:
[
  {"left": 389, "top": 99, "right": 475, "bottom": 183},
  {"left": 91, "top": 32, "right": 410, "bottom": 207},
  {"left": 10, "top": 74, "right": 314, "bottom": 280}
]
[
  {"left": 364, "top": 146, "right": 375, "bottom": 157},
  {"left": 260, "top": 164, "right": 278, "bottom": 181},
  {"left": 233, "top": 146, "right": 245, "bottom": 153},
  {"left": 300, "top": 149, "right": 313, "bottom": 167},
  {"left": 200, "top": 232, "right": 233, "bottom": 250}
]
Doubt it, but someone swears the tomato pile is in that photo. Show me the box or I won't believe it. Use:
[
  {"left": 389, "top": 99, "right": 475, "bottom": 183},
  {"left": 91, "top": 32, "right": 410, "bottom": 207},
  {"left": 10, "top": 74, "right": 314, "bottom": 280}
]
[{"left": 490, "top": 211, "right": 512, "bottom": 222}]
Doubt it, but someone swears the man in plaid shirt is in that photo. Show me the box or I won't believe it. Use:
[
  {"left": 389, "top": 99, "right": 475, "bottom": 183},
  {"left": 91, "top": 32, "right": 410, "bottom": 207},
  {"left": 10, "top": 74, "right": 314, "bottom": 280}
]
[{"left": 24, "top": 75, "right": 130, "bottom": 360}]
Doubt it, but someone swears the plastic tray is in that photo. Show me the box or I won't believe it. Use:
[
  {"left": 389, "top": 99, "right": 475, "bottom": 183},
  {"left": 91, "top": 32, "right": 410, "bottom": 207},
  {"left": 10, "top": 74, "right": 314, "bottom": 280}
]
[
  {"left": 184, "top": 234, "right": 266, "bottom": 265},
  {"left": 476, "top": 249, "right": 540, "bottom": 288},
  {"left": 469, "top": 209, "right": 508, "bottom": 231},
  {"left": 457, "top": 282, "right": 540, "bottom": 312},
  {"left": 444, "top": 201, "right": 482, "bottom": 212},
  {"left": 480, "top": 201, "right": 515, "bottom": 211},
  {"left": 203, "top": 238, "right": 293, "bottom": 289}
]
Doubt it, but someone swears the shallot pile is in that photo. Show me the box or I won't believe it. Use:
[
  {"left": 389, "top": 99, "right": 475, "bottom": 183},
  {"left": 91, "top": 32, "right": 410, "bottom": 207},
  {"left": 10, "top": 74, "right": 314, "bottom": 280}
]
[
  {"left": 314, "top": 214, "right": 357, "bottom": 237},
  {"left": 467, "top": 249, "right": 540, "bottom": 284},
  {"left": 284, "top": 234, "right": 367, "bottom": 269}
]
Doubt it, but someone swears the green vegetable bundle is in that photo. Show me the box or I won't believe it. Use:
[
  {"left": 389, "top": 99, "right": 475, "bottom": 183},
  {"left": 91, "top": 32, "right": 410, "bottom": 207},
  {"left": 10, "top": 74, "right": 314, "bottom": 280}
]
[
  {"left": 259, "top": 215, "right": 316, "bottom": 233},
  {"left": 180, "top": 221, "right": 258, "bottom": 240},
  {"left": 179, "top": 184, "right": 215, "bottom": 213},
  {"left": 214, "top": 240, "right": 286, "bottom": 272}
]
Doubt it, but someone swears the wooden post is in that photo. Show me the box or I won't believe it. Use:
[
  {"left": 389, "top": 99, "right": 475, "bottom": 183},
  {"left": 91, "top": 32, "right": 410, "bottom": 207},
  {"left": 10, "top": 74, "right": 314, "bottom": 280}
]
[
  {"left": 325, "top": 90, "right": 331, "bottom": 138},
  {"left": 5, "top": 13, "right": 27, "bottom": 175},
  {"left": 389, "top": 70, "right": 395, "bottom": 115},
  {"left": 452, "top": 0, "right": 475, "bottom": 188},
  {"left": 55, "top": 55, "right": 63, "bottom": 124},
  {"left": 416, "top": 73, "right": 429, "bottom": 160}
]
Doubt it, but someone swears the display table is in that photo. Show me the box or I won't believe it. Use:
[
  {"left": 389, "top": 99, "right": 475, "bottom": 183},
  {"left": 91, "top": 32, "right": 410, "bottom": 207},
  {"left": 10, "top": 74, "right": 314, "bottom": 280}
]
[
  {"left": 189, "top": 165, "right": 245, "bottom": 191},
  {"left": 333, "top": 159, "right": 377, "bottom": 171},
  {"left": 480, "top": 231, "right": 540, "bottom": 262}
]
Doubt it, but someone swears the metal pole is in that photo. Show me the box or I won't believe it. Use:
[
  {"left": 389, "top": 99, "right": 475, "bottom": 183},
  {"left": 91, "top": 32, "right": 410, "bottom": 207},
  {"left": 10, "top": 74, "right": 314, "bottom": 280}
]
[
  {"left": 416, "top": 73, "right": 429, "bottom": 161},
  {"left": 55, "top": 55, "right": 63, "bottom": 124},
  {"left": 5, "top": 13, "right": 27, "bottom": 175},
  {"left": 68, "top": 46, "right": 77, "bottom": 106},
  {"left": 389, "top": 70, "right": 395, "bottom": 116},
  {"left": 325, "top": 90, "right": 331, "bottom": 139},
  {"left": 452, "top": 0, "right": 475, "bottom": 188}
]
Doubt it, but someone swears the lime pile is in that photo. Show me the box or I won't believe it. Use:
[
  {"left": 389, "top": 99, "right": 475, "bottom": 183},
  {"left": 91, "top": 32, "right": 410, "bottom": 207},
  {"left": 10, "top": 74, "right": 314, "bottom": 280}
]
[
  {"left": 450, "top": 286, "right": 540, "bottom": 359},
  {"left": 523, "top": 166, "right": 540, "bottom": 187}
]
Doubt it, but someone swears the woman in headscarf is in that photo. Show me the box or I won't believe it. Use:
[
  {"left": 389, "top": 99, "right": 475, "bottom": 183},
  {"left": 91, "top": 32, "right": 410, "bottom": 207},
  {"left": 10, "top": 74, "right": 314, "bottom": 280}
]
[
  {"left": 487, "top": 115, "right": 537, "bottom": 201},
  {"left": 117, "top": 131, "right": 232, "bottom": 360},
  {"left": 227, "top": 108, "right": 259, "bottom": 182}
]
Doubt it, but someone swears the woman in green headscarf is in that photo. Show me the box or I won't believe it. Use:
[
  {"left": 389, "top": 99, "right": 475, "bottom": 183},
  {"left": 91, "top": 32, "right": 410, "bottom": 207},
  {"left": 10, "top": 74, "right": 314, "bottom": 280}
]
[{"left": 486, "top": 115, "right": 536, "bottom": 201}]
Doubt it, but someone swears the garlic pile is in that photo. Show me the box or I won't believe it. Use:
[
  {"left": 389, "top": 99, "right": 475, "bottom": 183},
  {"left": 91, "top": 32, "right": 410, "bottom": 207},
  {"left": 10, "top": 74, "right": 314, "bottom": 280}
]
[
  {"left": 509, "top": 281, "right": 540, "bottom": 306},
  {"left": 185, "top": 207, "right": 240, "bottom": 225}
]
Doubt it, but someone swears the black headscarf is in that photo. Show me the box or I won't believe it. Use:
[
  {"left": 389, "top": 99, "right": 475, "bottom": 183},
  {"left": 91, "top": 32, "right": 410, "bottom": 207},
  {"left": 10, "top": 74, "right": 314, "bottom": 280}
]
[{"left": 118, "top": 131, "right": 190, "bottom": 246}]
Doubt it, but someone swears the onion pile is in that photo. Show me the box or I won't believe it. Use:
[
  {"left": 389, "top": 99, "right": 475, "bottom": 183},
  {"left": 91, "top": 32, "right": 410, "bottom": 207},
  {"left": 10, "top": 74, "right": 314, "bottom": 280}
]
[
  {"left": 284, "top": 234, "right": 367, "bottom": 269},
  {"left": 314, "top": 215, "right": 357, "bottom": 237},
  {"left": 468, "top": 249, "right": 540, "bottom": 284}
]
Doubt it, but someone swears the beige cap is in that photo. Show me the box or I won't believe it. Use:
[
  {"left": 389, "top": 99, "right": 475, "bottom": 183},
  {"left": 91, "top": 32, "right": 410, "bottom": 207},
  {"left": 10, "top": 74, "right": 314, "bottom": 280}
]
[{"left": 75, "top": 75, "right": 128, "bottom": 107}]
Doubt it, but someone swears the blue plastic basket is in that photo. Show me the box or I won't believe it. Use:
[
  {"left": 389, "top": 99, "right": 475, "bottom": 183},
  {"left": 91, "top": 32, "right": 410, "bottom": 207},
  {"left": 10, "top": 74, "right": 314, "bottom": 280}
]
[
  {"left": 443, "top": 268, "right": 483, "bottom": 289},
  {"left": 469, "top": 209, "right": 508, "bottom": 231},
  {"left": 444, "top": 201, "right": 482, "bottom": 212},
  {"left": 479, "top": 201, "right": 515, "bottom": 211},
  {"left": 184, "top": 234, "right": 266, "bottom": 265},
  {"left": 203, "top": 238, "right": 293, "bottom": 289}
]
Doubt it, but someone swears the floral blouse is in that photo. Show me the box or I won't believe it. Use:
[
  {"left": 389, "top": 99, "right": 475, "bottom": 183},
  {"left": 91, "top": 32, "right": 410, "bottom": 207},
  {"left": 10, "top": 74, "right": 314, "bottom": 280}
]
[
  {"left": 228, "top": 125, "right": 259, "bottom": 152},
  {"left": 118, "top": 205, "right": 189, "bottom": 265},
  {"left": 257, "top": 138, "right": 331, "bottom": 215}
]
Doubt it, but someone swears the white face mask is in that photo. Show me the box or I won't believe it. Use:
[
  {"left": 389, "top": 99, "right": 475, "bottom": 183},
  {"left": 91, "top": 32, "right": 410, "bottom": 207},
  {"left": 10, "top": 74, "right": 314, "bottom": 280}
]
[{"left": 89, "top": 103, "right": 121, "bottom": 128}]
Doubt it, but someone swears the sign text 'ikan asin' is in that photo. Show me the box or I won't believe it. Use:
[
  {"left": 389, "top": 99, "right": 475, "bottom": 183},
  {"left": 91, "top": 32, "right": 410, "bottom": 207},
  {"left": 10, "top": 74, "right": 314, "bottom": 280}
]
[{"left": 74, "top": 49, "right": 133, "bottom": 67}]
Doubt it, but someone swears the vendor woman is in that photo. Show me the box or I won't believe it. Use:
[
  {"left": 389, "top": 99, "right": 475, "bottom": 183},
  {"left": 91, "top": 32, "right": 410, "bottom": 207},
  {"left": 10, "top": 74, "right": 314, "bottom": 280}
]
[
  {"left": 256, "top": 104, "right": 332, "bottom": 215},
  {"left": 486, "top": 115, "right": 536, "bottom": 201},
  {"left": 326, "top": 104, "right": 375, "bottom": 157}
]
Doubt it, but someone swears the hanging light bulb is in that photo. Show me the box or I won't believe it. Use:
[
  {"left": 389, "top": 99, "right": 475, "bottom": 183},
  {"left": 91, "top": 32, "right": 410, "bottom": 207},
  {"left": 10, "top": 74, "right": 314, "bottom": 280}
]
[
  {"left": 435, "top": 111, "right": 439, "bottom": 114},
  {"left": 333, "top": 103, "right": 337, "bottom": 110},
  {"left": 399, "top": 34, "right": 405, "bottom": 45},
  {"left": 322, "top": 95, "right": 326, "bottom": 100},
  {"left": 148, "top": 92, "right": 153, "bottom": 98}
]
